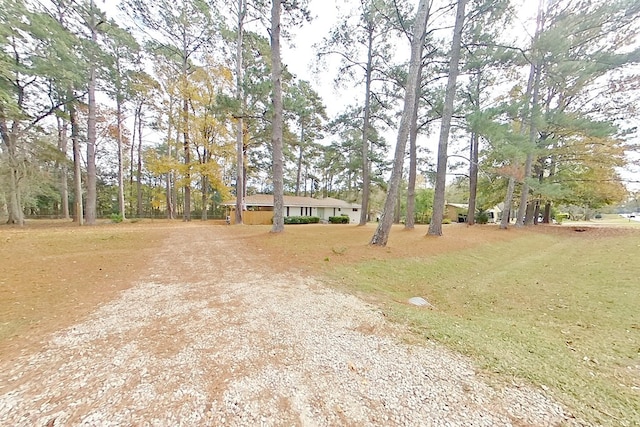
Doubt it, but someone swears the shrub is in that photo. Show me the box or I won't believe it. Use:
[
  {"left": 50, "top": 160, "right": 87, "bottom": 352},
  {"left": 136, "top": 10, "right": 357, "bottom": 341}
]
[
  {"left": 442, "top": 218, "right": 452, "bottom": 224},
  {"left": 284, "top": 216, "right": 320, "bottom": 225},
  {"left": 329, "top": 215, "right": 350, "bottom": 224},
  {"left": 554, "top": 212, "right": 569, "bottom": 223},
  {"left": 475, "top": 210, "right": 489, "bottom": 224},
  {"left": 110, "top": 213, "right": 123, "bottom": 223}
]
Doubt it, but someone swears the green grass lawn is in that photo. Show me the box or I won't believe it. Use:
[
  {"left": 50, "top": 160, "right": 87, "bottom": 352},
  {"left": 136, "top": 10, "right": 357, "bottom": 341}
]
[{"left": 329, "top": 228, "right": 640, "bottom": 426}]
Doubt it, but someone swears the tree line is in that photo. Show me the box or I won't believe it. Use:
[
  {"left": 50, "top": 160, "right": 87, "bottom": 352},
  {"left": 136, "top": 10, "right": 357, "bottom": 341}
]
[{"left": 1, "top": 0, "right": 638, "bottom": 244}]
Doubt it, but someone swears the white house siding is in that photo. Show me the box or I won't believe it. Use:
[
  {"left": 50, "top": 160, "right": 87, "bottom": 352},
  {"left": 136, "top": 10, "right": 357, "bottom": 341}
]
[
  {"left": 329, "top": 207, "right": 359, "bottom": 224},
  {"left": 224, "top": 195, "right": 362, "bottom": 224}
]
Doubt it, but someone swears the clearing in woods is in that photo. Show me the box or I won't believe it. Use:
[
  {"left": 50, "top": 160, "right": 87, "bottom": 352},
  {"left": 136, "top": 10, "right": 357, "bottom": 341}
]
[{"left": 0, "top": 219, "right": 638, "bottom": 425}]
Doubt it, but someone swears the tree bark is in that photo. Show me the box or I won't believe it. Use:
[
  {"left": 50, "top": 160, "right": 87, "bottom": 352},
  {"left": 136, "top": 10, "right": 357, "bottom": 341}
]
[
  {"left": 69, "top": 101, "right": 83, "bottom": 226},
  {"left": 467, "top": 72, "right": 481, "bottom": 226},
  {"left": 165, "top": 99, "right": 174, "bottom": 219},
  {"left": 201, "top": 175, "right": 208, "bottom": 220},
  {"left": 515, "top": 0, "right": 544, "bottom": 228},
  {"left": 182, "top": 99, "right": 191, "bottom": 221},
  {"left": 405, "top": 64, "right": 422, "bottom": 230},
  {"left": 370, "top": 0, "right": 430, "bottom": 246},
  {"left": 394, "top": 179, "right": 402, "bottom": 224},
  {"left": 502, "top": 71, "right": 534, "bottom": 229},
  {"left": 0, "top": 108, "right": 24, "bottom": 225},
  {"left": 467, "top": 132, "right": 479, "bottom": 225},
  {"left": 235, "top": 0, "right": 246, "bottom": 225},
  {"left": 499, "top": 176, "right": 515, "bottom": 229},
  {"left": 427, "top": 0, "right": 467, "bottom": 236},
  {"left": 85, "top": 0, "right": 98, "bottom": 225},
  {"left": 296, "top": 125, "right": 304, "bottom": 196},
  {"left": 7, "top": 166, "right": 24, "bottom": 225},
  {"left": 56, "top": 114, "right": 70, "bottom": 219},
  {"left": 270, "top": 0, "right": 285, "bottom": 233},
  {"left": 181, "top": 12, "right": 192, "bottom": 222},
  {"left": 359, "top": 24, "right": 375, "bottom": 226},
  {"left": 137, "top": 112, "right": 143, "bottom": 217},
  {"left": 130, "top": 105, "right": 137, "bottom": 215},
  {"left": 116, "top": 98, "right": 126, "bottom": 220}
]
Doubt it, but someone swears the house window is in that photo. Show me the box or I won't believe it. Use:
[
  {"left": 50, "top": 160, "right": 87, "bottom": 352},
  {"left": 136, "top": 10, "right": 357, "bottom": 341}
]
[
  {"left": 286, "top": 207, "right": 290, "bottom": 216},
  {"left": 353, "top": 208, "right": 358, "bottom": 212},
  {"left": 300, "top": 207, "right": 303, "bottom": 216}
]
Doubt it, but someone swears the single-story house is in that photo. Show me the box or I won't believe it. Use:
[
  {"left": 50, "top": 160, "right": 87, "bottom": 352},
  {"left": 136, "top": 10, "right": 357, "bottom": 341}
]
[{"left": 223, "top": 194, "right": 362, "bottom": 225}]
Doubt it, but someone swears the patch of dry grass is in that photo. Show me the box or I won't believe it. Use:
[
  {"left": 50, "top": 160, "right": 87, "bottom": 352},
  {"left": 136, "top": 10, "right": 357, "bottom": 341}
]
[{"left": 0, "top": 220, "right": 168, "bottom": 358}]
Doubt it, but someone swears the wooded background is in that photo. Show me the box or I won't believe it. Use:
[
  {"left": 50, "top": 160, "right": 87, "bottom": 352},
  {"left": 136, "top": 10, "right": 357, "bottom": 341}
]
[{"left": 1, "top": 0, "right": 638, "bottom": 235}]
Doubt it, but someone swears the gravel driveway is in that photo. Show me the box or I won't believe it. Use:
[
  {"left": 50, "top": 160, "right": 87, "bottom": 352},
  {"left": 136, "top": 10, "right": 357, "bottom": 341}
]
[{"left": 0, "top": 225, "right": 576, "bottom": 426}]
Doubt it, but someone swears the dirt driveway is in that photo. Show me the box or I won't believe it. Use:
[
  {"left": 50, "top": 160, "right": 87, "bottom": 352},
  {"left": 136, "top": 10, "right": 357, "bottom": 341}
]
[{"left": 0, "top": 225, "right": 574, "bottom": 426}]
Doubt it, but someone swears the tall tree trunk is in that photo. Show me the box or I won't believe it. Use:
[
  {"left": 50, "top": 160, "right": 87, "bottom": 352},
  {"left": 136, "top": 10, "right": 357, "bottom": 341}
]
[
  {"left": 7, "top": 165, "right": 24, "bottom": 225},
  {"left": 467, "top": 72, "right": 481, "bottom": 226},
  {"left": 501, "top": 32, "right": 536, "bottom": 230},
  {"left": 137, "top": 112, "right": 143, "bottom": 217},
  {"left": 500, "top": 177, "right": 515, "bottom": 229},
  {"left": 542, "top": 143, "right": 557, "bottom": 224},
  {"left": 182, "top": 100, "right": 191, "bottom": 221},
  {"left": 370, "top": 0, "right": 430, "bottom": 246},
  {"left": 359, "top": 25, "right": 375, "bottom": 226},
  {"left": 516, "top": 0, "right": 544, "bottom": 228},
  {"left": 516, "top": 65, "right": 541, "bottom": 227},
  {"left": 85, "top": 0, "right": 97, "bottom": 225},
  {"left": 181, "top": 20, "right": 192, "bottom": 222},
  {"left": 2, "top": 37, "right": 25, "bottom": 224},
  {"left": 116, "top": 99, "right": 126, "bottom": 220},
  {"left": 165, "top": 106, "right": 174, "bottom": 219},
  {"left": 394, "top": 179, "right": 402, "bottom": 224},
  {"left": 235, "top": 0, "right": 246, "bottom": 225},
  {"left": 242, "top": 145, "right": 248, "bottom": 205},
  {"left": 201, "top": 175, "right": 208, "bottom": 220},
  {"left": 172, "top": 161, "right": 178, "bottom": 218},
  {"left": 70, "top": 101, "right": 83, "bottom": 226},
  {"left": 56, "top": 115, "right": 70, "bottom": 219},
  {"left": 130, "top": 105, "right": 138, "bottom": 216},
  {"left": 296, "top": 125, "right": 304, "bottom": 196},
  {"left": 270, "top": 0, "right": 285, "bottom": 233},
  {"left": 428, "top": 0, "right": 467, "bottom": 236},
  {"left": 0, "top": 113, "right": 23, "bottom": 225},
  {"left": 532, "top": 200, "right": 540, "bottom": 224},
  {"left": 405, "top": 64, "right": 422, "bottom": 230},
  {"left": 467, "top": 132, "right": 479, "bottom": 225}
]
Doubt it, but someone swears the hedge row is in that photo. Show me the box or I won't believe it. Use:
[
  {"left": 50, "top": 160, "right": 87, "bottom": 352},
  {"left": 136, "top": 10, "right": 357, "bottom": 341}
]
[
  {"left": 284, "top": 216, "right": 320, "bottom": 224},
  {"left": 328, "top": 215, "right": 350, "bottom": 224}
]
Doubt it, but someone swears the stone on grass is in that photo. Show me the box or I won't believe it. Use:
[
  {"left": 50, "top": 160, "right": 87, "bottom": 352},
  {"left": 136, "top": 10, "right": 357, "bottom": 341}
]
[{"left": 408, "top": 297, "right": 433, "bottom": 308}]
